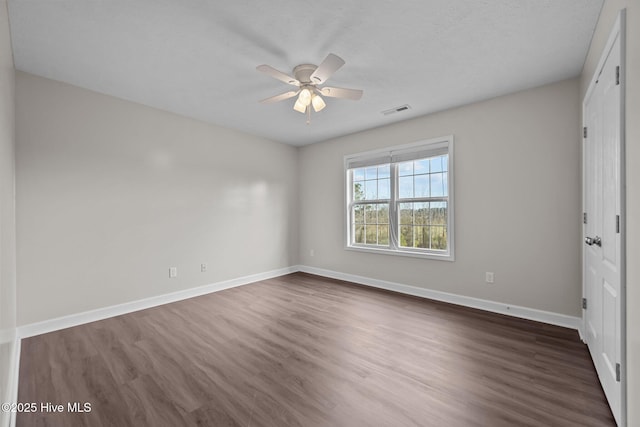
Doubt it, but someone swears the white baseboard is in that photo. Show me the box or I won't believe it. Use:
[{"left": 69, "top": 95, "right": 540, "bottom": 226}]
[
  {"left": 0, "top": 329, "right": 21, "bottom": 427},
  {"left": 298, "top": 265, "right": 582, "bottom": 331},
  {"left": 16, "top": 264, "right": 582, "bottom": 341},
  {"left": 9, "top": 336, "right": 20, "bottom": 427},
  {"left": 17, "top": 266, "right": 298, "bottom": 339}
]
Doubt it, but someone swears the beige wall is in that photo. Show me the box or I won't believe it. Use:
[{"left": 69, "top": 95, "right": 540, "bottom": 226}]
[
  {"left": 15, "top": 72, "right": 299, "bottom": 325},
  {"left": 0, "top": 0, "right": 16, "bottom": 425},
  {"left": 581, "top": 2, "right": 639, "bottom": 425},
  {"left": 299, "top": 78, "right": 581, "bottom": 316}
]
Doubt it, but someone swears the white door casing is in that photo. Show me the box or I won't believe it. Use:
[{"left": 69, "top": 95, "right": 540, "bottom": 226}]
[{"left": 582, "top": 10, "right": 625, "bottom": 427}]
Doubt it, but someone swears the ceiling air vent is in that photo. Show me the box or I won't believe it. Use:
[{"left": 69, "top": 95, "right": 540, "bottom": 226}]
[{"left": 381, "top": 104, "right": 411, "bottom": 116}]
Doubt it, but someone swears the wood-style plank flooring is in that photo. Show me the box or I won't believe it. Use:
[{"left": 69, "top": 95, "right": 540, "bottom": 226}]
[{"left": 18, "top": 273, "right": 615, "bottom": 426}]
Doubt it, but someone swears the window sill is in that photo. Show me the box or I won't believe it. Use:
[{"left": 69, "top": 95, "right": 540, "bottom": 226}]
[{"left": 345, "top": 245, "right": 454, "bottom": 261}]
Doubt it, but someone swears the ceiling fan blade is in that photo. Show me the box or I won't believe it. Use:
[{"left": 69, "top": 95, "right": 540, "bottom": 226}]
[
  {"left": 309, "top": 53, "right": 345, "bottom": 84},
  {"left": 259, "top": 90, "right": 300, "bottom": 104},
  {"left": 256, "top": 64, "right": 300, "bottom": 86},
  {"left": 319, "top": 86, "right": 363, "bottom": 100}
]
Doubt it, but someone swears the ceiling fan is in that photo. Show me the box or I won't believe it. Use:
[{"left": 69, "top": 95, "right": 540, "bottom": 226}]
[{"left": 256, "top": 53, "right": 363, "bottom": 124}]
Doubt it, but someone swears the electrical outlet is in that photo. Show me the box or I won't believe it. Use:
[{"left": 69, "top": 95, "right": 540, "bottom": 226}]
[
  {"left": 485, "top": 272, "right": 494, "bottom": 284},
  {"left": 201, "top": 263, "right": 207, "bottom": 272},
  {"left": 169, "top": 267, "right": 177, "bottom": 278},
  {"left": 310, "top": 249, "right": 315, "bottom": 257}
]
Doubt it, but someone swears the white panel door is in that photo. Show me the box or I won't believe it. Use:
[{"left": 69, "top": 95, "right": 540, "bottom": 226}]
[{"left": 583, "top": 29, "right": 623, "bottom": 426}]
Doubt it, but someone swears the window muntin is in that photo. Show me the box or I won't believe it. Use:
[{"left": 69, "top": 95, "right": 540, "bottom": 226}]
[
  {"left": 396, "top": 155, "right": 448, "bottom": 251},
  {"left": 398, "top": 200, "right": 447, "bottom": 250},
  {"left": 352, "top": 203, "right": 389, "bottom": 246},
  {"left": 346, "top": 137, "right": 454, "bottom": 260},
  {"left": 352, "top": 164, "right": 390, "bottom": 201},
  {"left": 351, "top": 164, "right": 390, "bottom": 247}
]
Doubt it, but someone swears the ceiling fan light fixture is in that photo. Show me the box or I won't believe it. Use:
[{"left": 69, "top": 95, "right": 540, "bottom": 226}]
[
  {"left": 311, "top": 94, "right": 326, "bottom": 112},
  {"left": 298, "top": 88, "right": 312, "bottom": 106},
  {"left": 293, "top": 98, "right": 307, "bottom": 113}
]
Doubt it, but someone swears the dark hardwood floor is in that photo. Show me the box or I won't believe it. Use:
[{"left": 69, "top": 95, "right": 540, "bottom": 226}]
[{"left": 17, "top": 272, "right": 615, "bottom": 426}]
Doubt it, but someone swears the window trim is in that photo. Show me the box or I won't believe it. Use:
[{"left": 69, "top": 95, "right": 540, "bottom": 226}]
[{"left": 344, "top": 135, "right": 455, "bottom": 261}]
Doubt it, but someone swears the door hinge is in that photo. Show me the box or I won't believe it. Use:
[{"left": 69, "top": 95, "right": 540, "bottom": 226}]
[
  {"left": 583, "top": 126, "right": 587, "bottom": 138},
  {"left": 616, "top": 363, "right": 621, "bottom": 382},
  {"left": 616, "top": 215, "right": 620, "bottom": 233},
  {"left": 582, "top": 298, "right": 587, "bottom": 309},
  {"left": 583, "top": 212, "right": 587, "bottom": 224},
  {"left": 616, "top": 66, "right": 620, "bottom": 85}
]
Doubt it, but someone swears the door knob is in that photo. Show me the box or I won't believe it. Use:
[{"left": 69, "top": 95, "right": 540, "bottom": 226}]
[{"left": 585, "top": 236, "right": 602, "bottom": 247}]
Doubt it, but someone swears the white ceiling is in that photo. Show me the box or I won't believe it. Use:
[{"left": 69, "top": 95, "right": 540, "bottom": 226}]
[{"left": 8, "top": 0, "right": 603, "bottom": 146}]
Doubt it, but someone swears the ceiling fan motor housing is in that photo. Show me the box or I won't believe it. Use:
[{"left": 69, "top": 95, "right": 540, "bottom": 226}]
[{"left": 293, "top": 64, "right": 318, "bottom": 84}]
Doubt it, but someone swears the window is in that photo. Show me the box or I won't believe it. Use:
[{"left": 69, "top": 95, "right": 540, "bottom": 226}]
[{"left": 345, "top": 136, "right": 454, "bottom": 260}]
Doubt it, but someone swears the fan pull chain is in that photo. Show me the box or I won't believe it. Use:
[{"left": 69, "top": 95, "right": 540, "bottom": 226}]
[{"left": 306, "top": 105, "right": 311, "bottom": 125}]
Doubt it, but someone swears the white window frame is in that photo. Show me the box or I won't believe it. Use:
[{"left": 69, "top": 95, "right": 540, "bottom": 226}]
[{"left": 344, "top": 136, "right": 455, "bottom": 261}]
